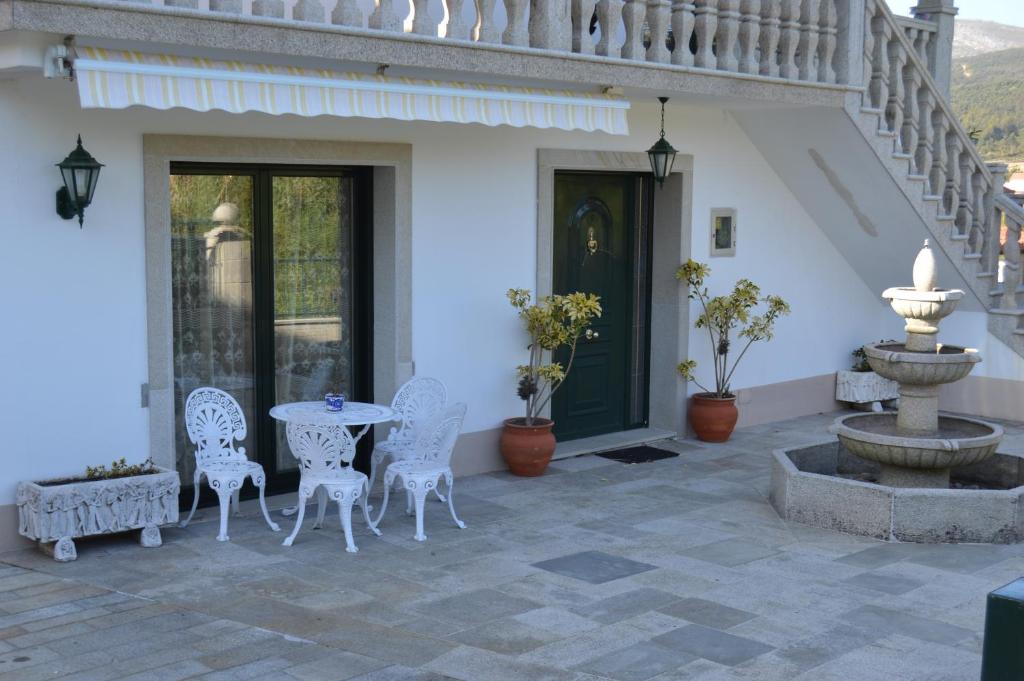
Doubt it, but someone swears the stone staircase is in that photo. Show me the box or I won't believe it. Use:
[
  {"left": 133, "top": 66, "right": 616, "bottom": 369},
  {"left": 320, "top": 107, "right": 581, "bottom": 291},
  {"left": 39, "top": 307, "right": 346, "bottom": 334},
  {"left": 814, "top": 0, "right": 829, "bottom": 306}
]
[{"left": 848, "top": 0, "right": 1024, "bottom": 358}]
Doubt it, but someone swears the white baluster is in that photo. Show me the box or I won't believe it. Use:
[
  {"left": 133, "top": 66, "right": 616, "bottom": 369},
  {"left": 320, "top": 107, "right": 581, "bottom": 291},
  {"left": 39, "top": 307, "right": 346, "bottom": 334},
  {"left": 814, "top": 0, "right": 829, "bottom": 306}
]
[
  {"left": 958, "top": 150, "right": 974, "bottom": 237},
  {"left": 410, "top": 0, "right": 437, "bottom": 34},
  {"left": 737, "top": 0, "right": 761, "bottom": 74},
  {"left": 647, "top": 0, "right": 672, "bottom": 63},
  {"left": 983, "top": 164, "right": 1006, "bottom": 275},
  {"left": 332, "top": 0, "right": 365, "bottom": 26},
  {"left": 1002, "top": 219, "right": 1022, "bottom": 310},
  {"left": 716, "top": 0, "right": 740, "bottom": 72},
  {"left": 164, "top": 0, "right": 198, "bottom": 7},
  {"left": 970, "top": 170, "right": 986, "bottom": 253},
  {"left": 596, "top": 0, "right": 625, "bottom": 57},
  {"left": 915, "top": 88, "right": 936, "bottom": 182},
  {"left": 251, "top": 0, "right": 284, "bottom": 17},
  {"left": 945, "top": 133, "right": 962, "bottom": 218},
  {"left": 817, "top": 0, "right": 837, "bottom": 82},
  {"left": 693, "top": 0, "right": 719, "bottom": 69},
  {"left": 473, "top": 0, "right": 500, "bottom": 42},
  {"left": 209, "top": 0, "right": 242, "bottom": 14},
  {"left": 573, "top": 0, "right": 599, "bottom": 54},
  {"left": 797, "top": 0, "right": 819, "bottom": 81},
  {"left": 369, "top": 0, "right": 402, "bottom": 31},
  {"left": 671, "top": 1, "right": 696, "bottom": 66},
  {"left": 442, "top": 0, "right": 470, "bottom": 38},
  {"left": 622, "top": 0, "right": 647, "bottom": 60},
  {"left": 777, "top": 0, "right": 799, "bottom": 79},
  {"left": 901, "top": 65, "right": 922, "bottom": 158},
  {"left": 530, "top": 0, "right": 572, "bottom": 51},
  {"left": 759, "top": 0, "right": 781, "bottom": 77},
  {"left": 929, "top": 112, "right": 949, "bottom": 201},
  {"left": 293, "top": 0, "right": 325, "bottom": 22},
  {"left": 505, "top": 0, "right": 530, "bottom": 46},
  {"left": 886, "top": 39, "right": 906, "bottom": 139},
  {"left": 862, "top": 0, "right": 875, "bottom": 98},
  {"left": 869, "top": 14, "right": 890, "bottom": 113}
]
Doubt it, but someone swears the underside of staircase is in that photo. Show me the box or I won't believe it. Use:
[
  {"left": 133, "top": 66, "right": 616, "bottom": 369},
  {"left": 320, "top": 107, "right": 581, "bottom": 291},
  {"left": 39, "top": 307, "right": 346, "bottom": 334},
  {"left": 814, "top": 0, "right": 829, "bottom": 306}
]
[{"left": 739, "top": 0, "right": 1024, "bottom": 361}]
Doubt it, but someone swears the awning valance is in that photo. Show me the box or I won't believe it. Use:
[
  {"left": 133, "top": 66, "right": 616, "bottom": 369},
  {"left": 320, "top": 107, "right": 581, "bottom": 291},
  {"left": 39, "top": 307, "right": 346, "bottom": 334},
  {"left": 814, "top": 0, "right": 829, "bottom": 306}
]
[{"left": 73, "top": 48, "right": 630, "bottom": 135}]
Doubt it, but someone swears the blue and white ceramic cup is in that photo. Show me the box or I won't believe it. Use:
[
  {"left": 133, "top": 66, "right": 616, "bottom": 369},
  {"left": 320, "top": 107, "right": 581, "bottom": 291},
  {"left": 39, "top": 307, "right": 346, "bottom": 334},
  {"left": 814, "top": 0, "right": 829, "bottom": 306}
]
[{"left": 325, "top": 393, "right": 345, "bottom": 412}]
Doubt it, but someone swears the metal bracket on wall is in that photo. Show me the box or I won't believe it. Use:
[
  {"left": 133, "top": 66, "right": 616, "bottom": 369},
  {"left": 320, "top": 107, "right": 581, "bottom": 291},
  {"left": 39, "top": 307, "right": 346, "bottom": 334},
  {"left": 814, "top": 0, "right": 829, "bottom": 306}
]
[{"left": 140, "top": 383, "right": 150, "bottom": 408}]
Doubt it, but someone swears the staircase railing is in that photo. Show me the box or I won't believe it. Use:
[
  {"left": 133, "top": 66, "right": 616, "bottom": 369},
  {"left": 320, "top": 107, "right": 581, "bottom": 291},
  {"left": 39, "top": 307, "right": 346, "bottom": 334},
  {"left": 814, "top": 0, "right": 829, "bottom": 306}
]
[
  {"left": 862, "top": 0, "right": 997, "bottom": 277},
  {"left": 892, "top": 15, "right": 938, "bottom": 81},
  {"left": 996, "top": 193, "right": 1023, "bottom": 311}
]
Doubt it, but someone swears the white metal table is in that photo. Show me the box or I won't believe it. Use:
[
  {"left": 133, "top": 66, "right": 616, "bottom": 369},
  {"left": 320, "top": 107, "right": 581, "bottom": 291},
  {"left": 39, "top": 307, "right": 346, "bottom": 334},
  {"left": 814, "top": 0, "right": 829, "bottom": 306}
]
[{"left": 270, "top": 401, "right": 398, "bottom": 516}]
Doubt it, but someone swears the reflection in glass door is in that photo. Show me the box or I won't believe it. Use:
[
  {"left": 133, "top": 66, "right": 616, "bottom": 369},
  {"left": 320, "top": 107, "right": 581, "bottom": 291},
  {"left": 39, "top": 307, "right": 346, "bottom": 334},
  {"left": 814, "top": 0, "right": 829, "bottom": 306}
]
[
  {"left": 170, "top": 173, "right": 256, "bottom": 485},
  {"left": 272, "top": 175, "right": 355, "bottom": 472},
  {"left": 170, "top": 165, "right": 372, "bottom": 497}
]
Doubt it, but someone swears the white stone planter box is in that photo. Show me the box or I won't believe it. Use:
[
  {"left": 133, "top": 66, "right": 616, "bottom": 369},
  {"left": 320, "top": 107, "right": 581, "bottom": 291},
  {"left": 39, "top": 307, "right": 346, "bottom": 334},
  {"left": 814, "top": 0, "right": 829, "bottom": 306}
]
[
  {"left": 17, "top": 468, "right": 180, "bottom": 561},
  {"left": 836, "top": 370, "right": 899, "bottom": 411}
]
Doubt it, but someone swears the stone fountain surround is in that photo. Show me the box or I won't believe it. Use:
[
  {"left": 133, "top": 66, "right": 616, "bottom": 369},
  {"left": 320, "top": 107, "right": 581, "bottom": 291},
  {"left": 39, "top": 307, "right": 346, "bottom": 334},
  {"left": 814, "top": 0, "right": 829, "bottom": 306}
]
[{"left": 771, "top": 438, "right": 1024, "bottom": 544}]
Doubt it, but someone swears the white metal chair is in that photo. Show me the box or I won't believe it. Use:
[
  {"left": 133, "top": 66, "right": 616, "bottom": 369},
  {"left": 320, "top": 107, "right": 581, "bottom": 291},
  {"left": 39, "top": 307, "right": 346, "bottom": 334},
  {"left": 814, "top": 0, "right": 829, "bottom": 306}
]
[
  {"left": 374, "top": 403, "right": 468, "bottom": 542},
  {"left": 181, "top": 387, "right": 280, "bottom": 542},
  {"left": 281, "top": 415, "right": 380, "bottom": 553},
  {"left": 368, "top": 377, "right": 448, "bottom": 499}
]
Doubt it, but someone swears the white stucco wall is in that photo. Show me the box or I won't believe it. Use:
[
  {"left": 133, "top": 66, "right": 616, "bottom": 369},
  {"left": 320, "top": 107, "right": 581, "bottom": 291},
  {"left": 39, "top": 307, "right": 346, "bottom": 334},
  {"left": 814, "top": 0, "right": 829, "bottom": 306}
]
[{"left": 0, "top": 74, "right": 916, "bottom": 504}]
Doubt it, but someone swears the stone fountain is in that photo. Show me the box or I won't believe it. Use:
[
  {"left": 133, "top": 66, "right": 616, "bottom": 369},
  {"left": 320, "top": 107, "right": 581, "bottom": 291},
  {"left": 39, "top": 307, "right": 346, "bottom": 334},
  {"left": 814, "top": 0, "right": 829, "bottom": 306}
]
[{"left": 830, "top": 241, "right": 1003, "bottom": 488}]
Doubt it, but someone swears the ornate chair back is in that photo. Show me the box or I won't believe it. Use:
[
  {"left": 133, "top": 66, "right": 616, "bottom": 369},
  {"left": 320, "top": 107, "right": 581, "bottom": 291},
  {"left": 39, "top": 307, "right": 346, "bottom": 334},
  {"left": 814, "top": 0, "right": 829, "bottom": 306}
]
[
  {"left": 184, "top": 387, "right": 248, "bottom": 466},
  {"left": 413, "top": 403, "right": 467, "bottom": 467},
  {"left": 389, "top": 377, "right": 448, "bottom": 442},
  {"left": 285, "top": 417, "right": 358, "bottom": 479}
]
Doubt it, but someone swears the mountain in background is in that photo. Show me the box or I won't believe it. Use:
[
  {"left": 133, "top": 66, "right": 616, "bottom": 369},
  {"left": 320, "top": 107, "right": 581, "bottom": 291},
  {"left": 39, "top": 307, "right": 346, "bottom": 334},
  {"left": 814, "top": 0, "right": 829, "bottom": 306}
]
[
  {"left": 951, "top": 21, "right": 1024, "bottom": 163},
  {"left": 953, "top": 19, "right": 1024, "bottom": 58}
]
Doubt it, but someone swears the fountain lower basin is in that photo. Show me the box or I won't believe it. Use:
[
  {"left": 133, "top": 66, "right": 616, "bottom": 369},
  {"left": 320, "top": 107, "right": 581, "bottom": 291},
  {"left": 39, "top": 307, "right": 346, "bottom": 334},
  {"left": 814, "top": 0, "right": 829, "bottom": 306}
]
[{"left": 831, "top": 412, "right": 1003, "bottom": 487}]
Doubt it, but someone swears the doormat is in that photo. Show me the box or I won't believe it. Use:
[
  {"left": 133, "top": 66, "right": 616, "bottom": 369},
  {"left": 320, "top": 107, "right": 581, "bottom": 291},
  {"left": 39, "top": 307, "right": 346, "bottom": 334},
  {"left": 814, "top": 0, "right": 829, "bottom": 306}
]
[{"left": 596, "top": 446, "right": 679, "bottom": 464}]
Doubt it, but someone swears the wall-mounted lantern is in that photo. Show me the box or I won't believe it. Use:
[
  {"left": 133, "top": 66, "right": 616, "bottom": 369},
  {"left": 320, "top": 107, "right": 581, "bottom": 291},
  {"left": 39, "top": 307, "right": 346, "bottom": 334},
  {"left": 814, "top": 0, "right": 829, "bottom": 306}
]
[
  {"left": 647, "top": 97, "right": 677, "bottom": 188},
  {"left": 56, "top": 135, "right": 103, "bottom": 227}
]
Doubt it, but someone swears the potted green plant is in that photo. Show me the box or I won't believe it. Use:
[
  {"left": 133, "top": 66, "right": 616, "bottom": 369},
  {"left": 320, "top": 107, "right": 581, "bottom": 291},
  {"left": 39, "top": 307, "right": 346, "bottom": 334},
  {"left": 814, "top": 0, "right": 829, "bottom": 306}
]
[
  {"left": 676, "top": 260, "right": 790, "bottom": 442},
  {"left": 502, "top": 288, "right": 602, "bottom": 476}
]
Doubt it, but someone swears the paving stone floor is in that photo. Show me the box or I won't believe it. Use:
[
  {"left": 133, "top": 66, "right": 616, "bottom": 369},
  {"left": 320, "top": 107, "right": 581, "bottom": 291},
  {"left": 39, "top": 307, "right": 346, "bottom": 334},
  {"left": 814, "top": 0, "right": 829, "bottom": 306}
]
[{"left": 2, "top": 411, "right": 1024, "bottom": 681}]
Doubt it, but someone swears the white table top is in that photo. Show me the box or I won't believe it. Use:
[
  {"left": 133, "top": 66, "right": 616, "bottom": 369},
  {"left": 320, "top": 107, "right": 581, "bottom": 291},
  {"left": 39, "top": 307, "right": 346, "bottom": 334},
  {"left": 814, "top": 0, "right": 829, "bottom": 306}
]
[{"left": 269, "top": 401, "right": 397, "bottom": 426}]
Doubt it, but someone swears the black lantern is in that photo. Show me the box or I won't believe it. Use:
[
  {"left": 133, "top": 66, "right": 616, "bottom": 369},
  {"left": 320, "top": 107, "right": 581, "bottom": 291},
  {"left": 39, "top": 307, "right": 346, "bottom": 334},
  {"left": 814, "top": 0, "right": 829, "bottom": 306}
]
[
  {"left": 647, "top": 97, "right": 677, "bottom": 188},
  {"left": 56, "top": 135, "right": 103, "bottom": 227}
]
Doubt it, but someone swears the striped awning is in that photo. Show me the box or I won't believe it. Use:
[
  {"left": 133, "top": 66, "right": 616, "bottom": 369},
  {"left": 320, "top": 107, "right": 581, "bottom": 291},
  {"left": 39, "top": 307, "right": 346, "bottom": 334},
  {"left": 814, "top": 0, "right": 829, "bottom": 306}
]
[{"left": 73, "top": 48, "right": 630, "bottom": 135}]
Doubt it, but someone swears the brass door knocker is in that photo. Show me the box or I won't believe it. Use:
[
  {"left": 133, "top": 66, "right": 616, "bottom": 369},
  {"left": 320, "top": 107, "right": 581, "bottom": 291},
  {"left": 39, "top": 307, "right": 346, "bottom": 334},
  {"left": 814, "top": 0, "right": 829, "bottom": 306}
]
[{"left": 586, "top": 227, "right": 599, "bottom": 256}]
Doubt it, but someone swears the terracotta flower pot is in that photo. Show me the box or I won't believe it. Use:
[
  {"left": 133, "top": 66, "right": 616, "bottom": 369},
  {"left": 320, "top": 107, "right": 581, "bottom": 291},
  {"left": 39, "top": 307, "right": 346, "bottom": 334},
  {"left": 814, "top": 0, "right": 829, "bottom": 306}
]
[
  {"left": 689, "top": 393, "right": 739, "bottom": 443},
  {"left": 500, "top": 418, "right": 556, "bottom": 477}
]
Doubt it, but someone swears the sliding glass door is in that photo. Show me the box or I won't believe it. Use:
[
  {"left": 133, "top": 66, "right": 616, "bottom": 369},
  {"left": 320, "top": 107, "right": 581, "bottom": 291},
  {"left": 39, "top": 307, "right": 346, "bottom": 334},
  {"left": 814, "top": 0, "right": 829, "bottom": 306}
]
[{"left": 170, "top": 165, "right": 372, "bottom": 496}]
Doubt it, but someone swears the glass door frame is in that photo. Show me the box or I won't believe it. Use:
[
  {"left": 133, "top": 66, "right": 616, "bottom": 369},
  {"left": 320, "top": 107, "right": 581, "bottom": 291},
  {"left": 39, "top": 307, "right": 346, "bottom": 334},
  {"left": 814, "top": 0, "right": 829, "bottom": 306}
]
[{"left": 169, "top": 162, "right": 375, "bottom": 501}]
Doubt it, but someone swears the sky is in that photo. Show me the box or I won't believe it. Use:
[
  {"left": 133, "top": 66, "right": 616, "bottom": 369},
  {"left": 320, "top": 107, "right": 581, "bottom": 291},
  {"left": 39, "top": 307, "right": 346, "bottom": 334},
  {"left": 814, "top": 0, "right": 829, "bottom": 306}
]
[{"left": 888, "top": 1, "right": 1024, "bottom": 27}]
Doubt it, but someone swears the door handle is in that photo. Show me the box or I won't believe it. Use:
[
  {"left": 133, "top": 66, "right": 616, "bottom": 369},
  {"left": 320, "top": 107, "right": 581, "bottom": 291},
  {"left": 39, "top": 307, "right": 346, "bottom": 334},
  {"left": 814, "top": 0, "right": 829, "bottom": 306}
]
[{"left": 585, "top": 329, "right": 600, "bottom": 340}]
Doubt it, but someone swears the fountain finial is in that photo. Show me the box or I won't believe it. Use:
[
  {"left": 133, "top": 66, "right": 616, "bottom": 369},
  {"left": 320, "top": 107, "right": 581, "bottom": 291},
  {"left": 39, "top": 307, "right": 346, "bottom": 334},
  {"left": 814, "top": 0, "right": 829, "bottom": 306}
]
[{"left": 913, "top": 240, "right": 938, "bottom": 292}]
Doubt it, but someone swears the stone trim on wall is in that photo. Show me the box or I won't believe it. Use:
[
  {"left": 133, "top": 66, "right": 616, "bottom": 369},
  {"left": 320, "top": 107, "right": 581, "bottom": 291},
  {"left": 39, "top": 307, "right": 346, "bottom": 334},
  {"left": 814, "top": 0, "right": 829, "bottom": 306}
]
[
  {"left": 536, "top": 149, "right": 694, "bottom": 436},
  {"left": 142, "top": 135, "right": 413, "bottom": 471}
]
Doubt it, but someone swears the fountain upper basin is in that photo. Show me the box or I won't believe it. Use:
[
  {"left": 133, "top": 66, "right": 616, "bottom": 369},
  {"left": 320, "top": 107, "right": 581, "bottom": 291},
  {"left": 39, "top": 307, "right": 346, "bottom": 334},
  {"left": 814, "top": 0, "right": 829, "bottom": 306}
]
[
  {"left": 864, "top": 342, "right": 980, "bottom": 385},
  {"left": 830, "top": 412, "right": 1002, "bottom": 471},
  {"left": 882, "top": 287, "right": 963, "bottom": 323}
]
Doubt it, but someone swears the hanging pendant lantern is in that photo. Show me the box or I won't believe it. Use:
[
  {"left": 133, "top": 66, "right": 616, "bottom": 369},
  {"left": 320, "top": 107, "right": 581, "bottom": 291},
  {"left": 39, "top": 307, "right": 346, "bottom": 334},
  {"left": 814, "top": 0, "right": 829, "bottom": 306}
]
[{"left": 647, "top": 97, "right": 677, "bottom": 188}]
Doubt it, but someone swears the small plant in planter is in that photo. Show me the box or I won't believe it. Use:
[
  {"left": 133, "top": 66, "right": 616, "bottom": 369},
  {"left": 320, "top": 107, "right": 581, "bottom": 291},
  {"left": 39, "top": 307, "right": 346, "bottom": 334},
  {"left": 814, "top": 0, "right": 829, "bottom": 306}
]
[
  {"left": 676, "top": 260, "right": 790, "bottom": 442},
  {"left": 501, "top": 288, "right": 602, "bottom": 476},
  {"left": 837, "top": 340, "right": 900, "bottom": 411},
  {"left": 17, "top": 457, "right": 179, "bottom": 562}
]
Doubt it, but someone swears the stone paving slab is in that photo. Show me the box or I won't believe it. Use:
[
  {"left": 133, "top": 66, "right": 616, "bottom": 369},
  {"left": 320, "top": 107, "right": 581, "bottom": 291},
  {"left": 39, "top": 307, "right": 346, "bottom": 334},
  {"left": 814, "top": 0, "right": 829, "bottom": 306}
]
[{"left": 0, "top": 412, "right": 1020, "bottom": 680}]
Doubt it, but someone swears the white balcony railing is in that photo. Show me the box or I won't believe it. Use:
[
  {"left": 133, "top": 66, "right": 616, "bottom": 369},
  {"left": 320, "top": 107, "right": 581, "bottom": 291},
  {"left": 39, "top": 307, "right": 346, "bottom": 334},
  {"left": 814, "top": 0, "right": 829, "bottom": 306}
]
[{"left": 133, "top": 0, "right": 849, "bottom": 86}]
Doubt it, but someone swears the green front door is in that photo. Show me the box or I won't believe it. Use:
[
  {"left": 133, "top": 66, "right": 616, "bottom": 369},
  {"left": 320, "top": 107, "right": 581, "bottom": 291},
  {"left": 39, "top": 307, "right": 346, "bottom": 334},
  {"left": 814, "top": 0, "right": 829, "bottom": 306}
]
[{"left": 552, "top": 172, "right": 652, "bottom": 441}]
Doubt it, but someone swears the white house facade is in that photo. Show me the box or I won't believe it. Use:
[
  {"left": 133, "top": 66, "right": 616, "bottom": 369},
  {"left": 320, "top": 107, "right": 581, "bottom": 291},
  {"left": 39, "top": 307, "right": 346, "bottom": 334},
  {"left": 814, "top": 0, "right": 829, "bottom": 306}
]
[{"left": 0, "top": 0, "right": 1021, "bottom": 550}]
